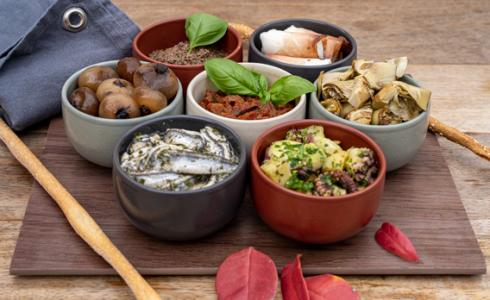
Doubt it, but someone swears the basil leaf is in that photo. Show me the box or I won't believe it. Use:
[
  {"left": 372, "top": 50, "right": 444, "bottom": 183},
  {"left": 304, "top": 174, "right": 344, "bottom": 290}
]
[
  {"left": 269, "top": 75, "right": 316, "bottom": 106},
  {"left": 204, "top": 58, "right": 267, "bottom": 96},
  {"left": 258, "top": 89, "right": 271, "bottom": 105},
  {"left": 185, "top": 13, "right": 228, "bottom": 51},
  {"left": 251, "top": 70, "right": 269, "bottom": 92}
]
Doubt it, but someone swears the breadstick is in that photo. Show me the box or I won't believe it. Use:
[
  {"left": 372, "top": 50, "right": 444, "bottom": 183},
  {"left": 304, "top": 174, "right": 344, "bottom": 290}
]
[
  {"left": 0, "top": 119, "right": 161, "bottom": 300},
  {"left": 429, "top": 116, "right": 490, "bottom": 161},
  {"left": 229, "top": 22, "right": 254, "bottom": 40}
]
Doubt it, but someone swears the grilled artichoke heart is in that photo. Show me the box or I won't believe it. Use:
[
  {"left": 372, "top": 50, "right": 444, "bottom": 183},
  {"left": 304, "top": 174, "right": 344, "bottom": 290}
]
[
  {"left": 340, "top": 102, "right": 355, "bottom": 118},
  {"left": 372, "top": 83, "right": 399, "bottom": 109},
  {"left": 321, "top": 98, "right": 342, "bottom": 115},
  {"left": 348, "top": 76, "right": 373, "bottom": 108},
  {"left": 346, "top": 106, "right": 373, "bottom": 124},
  {"left": 316, "top": 57, "right": 431, "bottom": 125},
  {"left": 321, "top": 80, "right": 354, "bottom": 102},
  {"left": 372, "top": 108, "right": 402, "bottom": 125}
]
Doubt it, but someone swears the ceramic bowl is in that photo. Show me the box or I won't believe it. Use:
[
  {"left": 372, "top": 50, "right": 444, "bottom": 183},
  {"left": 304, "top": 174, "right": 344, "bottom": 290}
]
[
  {"left": 309, "top": 66, "right": 430, "bottom": 171},
  {"left": 251, "top": 119, "right": 386, "bottom": 244},
  {"left": 113, "top": 115, "right": 247, "bottom": 241},
  {"left": 132, "top": 18, "right": 243, "bottom": 90},
  {"left": 248, "top": 18, "right": 357, "bottom": 81},
  {"left": 186, "top": 62, "right": 307, "bottom": 152},
  {"left": 61, "top": 60, "right": 184, "bottom": 168}
]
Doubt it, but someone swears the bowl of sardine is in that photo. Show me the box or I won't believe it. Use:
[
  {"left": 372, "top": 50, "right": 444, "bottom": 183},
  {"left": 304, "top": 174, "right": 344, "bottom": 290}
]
[{"left": 112, "top": 115, "right": 247, "bottom": 241}]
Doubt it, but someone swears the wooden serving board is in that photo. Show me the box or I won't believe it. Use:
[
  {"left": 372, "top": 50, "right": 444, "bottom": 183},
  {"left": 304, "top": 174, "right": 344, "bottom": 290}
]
[{"left": 10, "top": 118, "right": 485, "bottom": 276}]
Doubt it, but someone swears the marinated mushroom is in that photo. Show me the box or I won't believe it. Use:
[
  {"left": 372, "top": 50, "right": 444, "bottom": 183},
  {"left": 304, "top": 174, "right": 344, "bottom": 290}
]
[
  {"left": 78, "top": 66, "right": 119, "bottom": 92},
  {"left": 133, "top": 63, "right": 178, "bottom": 99},
  {"left": 99, "top": 94, "right": 140, "bottom": 119},
  {"left": 96, "top": 78, "right": 134, "bottom": 101},
  {"left": 116, "top": 57, "right": 141, "bottom": 81},
  {"left": 69, "top": 87, "right": 99, "bottom": 116},
  {"left": 133, "top": 87, "right": 167, "bottom": 115}
]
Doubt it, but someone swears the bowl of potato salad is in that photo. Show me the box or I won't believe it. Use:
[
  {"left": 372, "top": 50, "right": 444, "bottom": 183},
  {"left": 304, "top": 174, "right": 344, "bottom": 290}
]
[{"left": 250, "top": 119, "right": 386, "bottom": 244}]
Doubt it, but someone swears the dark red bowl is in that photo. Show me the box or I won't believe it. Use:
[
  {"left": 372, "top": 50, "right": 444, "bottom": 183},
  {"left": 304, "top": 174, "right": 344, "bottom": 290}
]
[
  {"left": 251, "top": 119, "right": 386, "bottom": 244},
  {"left": 132, "top": 18, "right": 243, "bottom": 90}
]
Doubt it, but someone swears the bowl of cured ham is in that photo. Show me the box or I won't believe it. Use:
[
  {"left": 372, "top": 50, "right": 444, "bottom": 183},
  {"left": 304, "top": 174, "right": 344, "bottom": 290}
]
[{"left": 248, "top": 18, "right": 357, "bottom": 81}]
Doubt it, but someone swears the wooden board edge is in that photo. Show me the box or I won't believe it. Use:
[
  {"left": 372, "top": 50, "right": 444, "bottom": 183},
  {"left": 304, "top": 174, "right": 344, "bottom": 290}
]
[{"left": 10, "top": 265, "right": 487, "bottom": 276}]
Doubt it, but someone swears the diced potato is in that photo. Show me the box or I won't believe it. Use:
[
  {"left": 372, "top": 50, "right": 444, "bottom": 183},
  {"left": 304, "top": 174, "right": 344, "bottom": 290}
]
[
  {"left": 323, "top": 151, "right": 348, "bottom": 171},
  {"left": 267, "top": 140, "right": 301, "bottom": 162},
  {"left": 260, "top": 159, "right": 291, "bottom": 186},
  {"left": 303, "top": 143, "right": 326, "bottom": 171},
  {"left": 314, "top": 137, "right": 343, "bottom": 156},
  {"left": 302, "top": 125, "right": 325, "bottom": 143}
]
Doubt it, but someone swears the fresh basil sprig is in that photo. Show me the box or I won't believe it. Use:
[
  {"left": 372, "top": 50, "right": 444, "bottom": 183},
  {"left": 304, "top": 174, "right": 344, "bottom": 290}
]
[
  {"left": 204, "top": 58, "right": 265, "bottom": 96},
  {"left": 204, "top": 58, "right": 316, "bottom": 106},
  {"left": 269, "top": 75, "right": 316, "bottom": 106},
  {"left": 185, "top": 13, "right": 228, "bottom": 52}
]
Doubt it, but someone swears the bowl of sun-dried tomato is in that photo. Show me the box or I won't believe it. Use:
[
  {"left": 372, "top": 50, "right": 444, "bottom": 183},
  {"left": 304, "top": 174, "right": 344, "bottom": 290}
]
[{"left": 186, "top": 61, "right": 311, "bottom": 153}]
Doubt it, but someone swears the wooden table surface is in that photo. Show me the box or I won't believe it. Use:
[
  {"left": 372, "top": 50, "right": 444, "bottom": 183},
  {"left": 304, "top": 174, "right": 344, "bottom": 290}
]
[{"left": 1, "top": 0, "right": 489, "bottom": 299}]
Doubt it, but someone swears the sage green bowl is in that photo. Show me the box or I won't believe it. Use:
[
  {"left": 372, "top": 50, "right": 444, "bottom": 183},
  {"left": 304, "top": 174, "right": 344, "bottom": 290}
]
[
  {"left": 309, "top": 66, "right": 430, "bottom": 171},
  {"left": 61, "top": 60, "right": 184, "bottom": 167}
]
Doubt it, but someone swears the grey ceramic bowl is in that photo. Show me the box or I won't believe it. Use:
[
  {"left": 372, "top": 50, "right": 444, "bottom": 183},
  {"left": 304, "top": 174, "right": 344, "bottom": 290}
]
[
  {"left": 112, "top": 115, "right": 247, "bottom": 241},
  {"left": 61, "top": 60, "right": 184, "bottom": 167},
  {"left": 248, "top": 18, "right": 357, "bottom": 81},
  {"left": 309, "top": 66, "right": 430, "bottom": 171}
]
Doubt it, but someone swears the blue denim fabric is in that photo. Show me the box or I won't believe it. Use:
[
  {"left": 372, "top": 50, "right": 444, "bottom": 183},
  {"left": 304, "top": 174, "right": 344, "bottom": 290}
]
[{"left": 0, "top": 0, "right": 140, "bottom": 130}]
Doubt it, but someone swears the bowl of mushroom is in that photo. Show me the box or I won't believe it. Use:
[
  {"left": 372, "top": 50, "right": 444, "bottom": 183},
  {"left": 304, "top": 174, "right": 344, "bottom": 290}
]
[{"left": 61, "top": 58, "right": 184, "bottom": 167}]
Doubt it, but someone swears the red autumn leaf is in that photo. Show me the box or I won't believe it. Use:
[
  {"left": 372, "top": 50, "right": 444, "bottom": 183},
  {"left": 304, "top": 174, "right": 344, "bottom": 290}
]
[
  {"left": 281, "top": 255, "right": 310, "bottom": 300},
  {"left": 375, "top": 222, "right": 420, "bottom": 262},
  {"left": 215, "top": 247, "right": 278, "bottom": 300},
  {"left": 306, "top": 274, "right": 360, "bottom": 300}
]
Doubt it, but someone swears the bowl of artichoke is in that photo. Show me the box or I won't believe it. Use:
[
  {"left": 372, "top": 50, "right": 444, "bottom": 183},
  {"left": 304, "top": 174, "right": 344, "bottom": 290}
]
[{"left": 309, "top": 57, "right": 431, "bottom": 171}]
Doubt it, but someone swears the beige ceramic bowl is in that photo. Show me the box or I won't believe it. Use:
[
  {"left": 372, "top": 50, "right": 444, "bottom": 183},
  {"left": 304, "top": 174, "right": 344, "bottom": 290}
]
[
  {"left": 186, "top": 63, "right": 307, "bottom": 152},
  {"left": 61, "top": 60, "right": 184, "bottom": 167}
]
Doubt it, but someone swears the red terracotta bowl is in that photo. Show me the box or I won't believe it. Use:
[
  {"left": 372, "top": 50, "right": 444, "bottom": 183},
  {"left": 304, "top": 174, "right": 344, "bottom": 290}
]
[
  {"left": 251, "top": 119, "right": 386, "bottom": 244},
  {"left": 132, "top": 18, "right": 243, "bottom": 90}
]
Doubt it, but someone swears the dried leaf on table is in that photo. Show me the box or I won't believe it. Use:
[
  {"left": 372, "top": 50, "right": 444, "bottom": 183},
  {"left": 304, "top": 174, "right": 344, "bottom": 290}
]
[
  {"left": 215, "top": 247, "right": 278, "bottom": 300},
  {"left": 375, "top": 222, "right": 420, "bottom": 262},
  {"left": 306, "top": 274, "right": 360, "bottom": 300},
  {"left": 281, "top": 255, "right": 310, "bottom": 300}
]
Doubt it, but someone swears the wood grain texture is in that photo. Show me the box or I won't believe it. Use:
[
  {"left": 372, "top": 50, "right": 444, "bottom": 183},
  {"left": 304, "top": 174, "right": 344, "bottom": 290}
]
[
  {"left": 1, "top": 0, "right": 490, "bottom": 298},
  {"left": 9, "top": 118, "right": 485, "bottom": 276}
]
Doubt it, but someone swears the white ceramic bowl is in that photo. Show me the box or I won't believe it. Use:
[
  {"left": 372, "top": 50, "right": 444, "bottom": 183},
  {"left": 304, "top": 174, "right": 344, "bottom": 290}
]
[{"left": 186, "top": 63, "right": 307, "bottom": 152}]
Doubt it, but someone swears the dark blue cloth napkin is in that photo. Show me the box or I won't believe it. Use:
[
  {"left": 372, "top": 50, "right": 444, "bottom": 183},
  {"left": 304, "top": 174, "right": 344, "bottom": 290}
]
[{"left": 0, "top": 0, "right": 140, "bottom": 131}]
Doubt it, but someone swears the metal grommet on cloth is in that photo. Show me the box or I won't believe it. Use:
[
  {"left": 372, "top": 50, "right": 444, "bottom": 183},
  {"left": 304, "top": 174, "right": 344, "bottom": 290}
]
[{"left": 62, "top": 7, "right": 87, "bottom": 32}]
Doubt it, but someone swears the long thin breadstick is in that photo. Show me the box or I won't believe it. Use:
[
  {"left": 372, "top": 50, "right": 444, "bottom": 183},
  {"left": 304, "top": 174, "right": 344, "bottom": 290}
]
[
  {"left": 0, "top": 119, "right": 161, "bottom": 300},
  {"left": 429, "top": 116, "right": 490, "bottom": 161}
]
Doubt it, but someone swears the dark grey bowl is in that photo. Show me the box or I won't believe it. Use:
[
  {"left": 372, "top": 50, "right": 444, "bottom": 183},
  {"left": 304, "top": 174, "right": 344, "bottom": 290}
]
[
  {"left": 248, "top": 18, "right": 357, "bottom": 81},
  {"left": 112, "top": 115, "right": 247, "bottom": 241}
]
